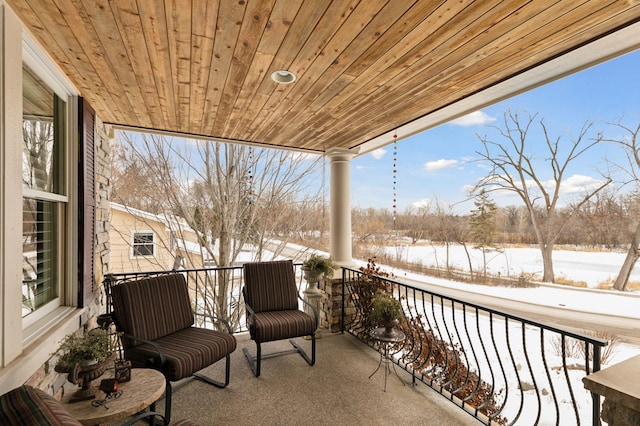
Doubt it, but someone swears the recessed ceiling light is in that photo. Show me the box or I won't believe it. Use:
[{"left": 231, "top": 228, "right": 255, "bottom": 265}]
[{"left": 271, "top": 70, "right": 296, "bottom": 84}]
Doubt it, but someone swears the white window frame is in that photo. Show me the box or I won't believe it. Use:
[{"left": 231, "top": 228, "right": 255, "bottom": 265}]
[
  {"left": 21, "top": 32, "right": 79, "bottom": 342},
  {"left": 131, "top": 230, "right": 155, "bottom": 258}
]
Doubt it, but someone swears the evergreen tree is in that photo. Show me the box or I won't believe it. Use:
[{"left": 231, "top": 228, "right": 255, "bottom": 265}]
[{"left": 470, "top": 189, "right": 499, "bottom": 279}]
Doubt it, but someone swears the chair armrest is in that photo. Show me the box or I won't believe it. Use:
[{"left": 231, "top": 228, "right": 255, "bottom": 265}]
[
  {"left": 245, "top": 302, "right": 256, "bottom": 331},
  {"left": 123, "top": 333, "right": 167, "bottom": 367},
  {"left": 298, "top": 294, "right": 318, "bottom": 328}
]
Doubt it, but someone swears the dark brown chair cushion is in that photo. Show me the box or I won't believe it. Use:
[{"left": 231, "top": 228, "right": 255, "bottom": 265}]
[
  {"left": 111, "top": 274, "right": 194, "bottom": 347},
  {"left": 0, "top": 385, "right": 82, "bottom": 426},
  {"left": 243, "top": 260, "right": 299, "bottom": 312}
]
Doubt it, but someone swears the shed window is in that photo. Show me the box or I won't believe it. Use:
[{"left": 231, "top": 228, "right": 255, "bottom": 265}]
[{"left": 132, "top": 232, "right": 154, "bottom": 256}]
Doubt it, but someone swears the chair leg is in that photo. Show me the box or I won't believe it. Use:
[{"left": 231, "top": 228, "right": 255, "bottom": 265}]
[
  {"left": 163, "top": 380, "right": 172, "bottom": 426},
  {"left": 290, "top": 333, "right": 315, "bottom": 366},
  {"left": 193, "top": 353, "right": 231, "bottom": 388},
  {"left": 243, "top": 341, "right": 262, "bottom": 377}
]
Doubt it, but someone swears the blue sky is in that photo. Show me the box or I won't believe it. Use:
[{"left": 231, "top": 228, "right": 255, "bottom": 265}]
[{"left": 350, "top": 49, "right": 640, "bottom": 214}]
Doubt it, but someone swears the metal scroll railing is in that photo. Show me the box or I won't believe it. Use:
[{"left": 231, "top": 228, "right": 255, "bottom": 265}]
[{"left": 341, "top": 266, "right": 607, "bottom": 426}]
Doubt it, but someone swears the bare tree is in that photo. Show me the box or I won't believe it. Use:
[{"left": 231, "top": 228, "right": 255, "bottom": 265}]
[
  {"left": 112, "top": 132, "right": 323, "bottom": 325},
  {"left": 22, "top": 120, "right": 54, "bottom": 190},
  {"left": 474, "top": 111, "right": 611, "bottom": 282},
  {"left": 601, "top": 121, "right": 640, "bottom": 290}
]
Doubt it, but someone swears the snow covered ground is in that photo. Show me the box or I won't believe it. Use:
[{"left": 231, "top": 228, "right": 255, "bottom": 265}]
[{"left": 386, "top": 243, "right": 640, "bottom": 289}]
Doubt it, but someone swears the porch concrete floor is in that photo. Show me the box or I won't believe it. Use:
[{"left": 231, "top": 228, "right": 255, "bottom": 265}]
[{"left": 154, "top": 331, "right": 480, "bottom": 425}]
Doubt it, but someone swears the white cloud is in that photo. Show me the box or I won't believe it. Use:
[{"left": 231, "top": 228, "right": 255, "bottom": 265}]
[
  {"left": 450, "top": 111, "right": 496, "bottom": 127},
  {"left": 424, "top": 159, "right": 458, "bottom": 171},
  {"left": 559, "top": 174, "right": 607, "bottom": 194},
  {"left": 411, "top": 198, "right": 432, "bottom": 209},
  {"left": 474, "top": 174, "right": 608, "bottom": 203},
  {"left": 371, "top": 148, "right": 386, "bottom": 160}
]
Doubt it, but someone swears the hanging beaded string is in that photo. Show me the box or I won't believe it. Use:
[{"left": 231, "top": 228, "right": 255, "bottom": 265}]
[
  {"left": 393, "top": 132, "right": 398, "bottom": 235},
  {"left": 248, "top": 147, "right": 254, "bottom": 206}
]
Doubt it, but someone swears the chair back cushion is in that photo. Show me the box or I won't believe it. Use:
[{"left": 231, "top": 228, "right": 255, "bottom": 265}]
[
  {"left": 243, "top": 260, "right": 298, "bottom": 312},
  {"left": 0, "top": 385, "right": 82, "bottom": 426},
  {"left": 111, "top": 274, "right": 194, "bottom": 346}
]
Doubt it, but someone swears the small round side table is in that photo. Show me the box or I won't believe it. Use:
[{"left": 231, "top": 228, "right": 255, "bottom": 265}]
[{"left": 368, "top": 327, "right": 406, "bottom": 392}]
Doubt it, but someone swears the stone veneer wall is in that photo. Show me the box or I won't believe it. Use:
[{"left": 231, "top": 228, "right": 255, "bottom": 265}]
[
  {"left": 321, "top": 277, "right": 355, "bottom": 333},
  {"left": 25, "top": 116, "right": 112, "bottom": 397}
]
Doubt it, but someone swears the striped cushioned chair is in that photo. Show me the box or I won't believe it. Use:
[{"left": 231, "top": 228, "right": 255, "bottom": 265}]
[
  {"left": 110, "top": 273, "right": 236, "bottom": 424},
  {"left": 242, "top": 260, "right": 317, "bottom": 377},
  {"left": 0, "top": 385, "right": 82, "bottom": 426}
]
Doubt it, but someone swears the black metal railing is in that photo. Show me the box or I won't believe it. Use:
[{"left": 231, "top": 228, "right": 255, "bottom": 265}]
[
  {"left": 103, "top": 264, "right": 607, "bottom": 424},
  {"left": 104, "top": 264, "right": 308, "bottom": 333},
  {"left": 341, "top": 267, "right": 607, "bottom": 426}
]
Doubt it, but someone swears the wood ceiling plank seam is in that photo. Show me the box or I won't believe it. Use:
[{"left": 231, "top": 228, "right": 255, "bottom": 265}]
[
  {"left": 342, "top": 0, "right": 443, "bottom": 77},
  {"left": 387, "top": 9, "right": 640, "bottom": 145},
  {"left": 472, "top": 0, "right": 602, "bottom": 60},
  {"left": 199, "top": 0, "right": 247, "bottom": 135},
  {"left": 136, "top": 0, "right": 178, "bottom": 129},
  {"left": 210, "top": 0, "right": 277, "bottom": 136},
  {"left": 287, "top": 1, "right": 466, "bottom": 137},
  {"left": 259, "top": 0, "right": 418, "bottom": 145},
  {"left": 251, "top": 0, "right": 329, "bottom": 99},
  {"left": 323, "top": 4, "right": 640, "bottom": 151},
  {"left": 244, "top": 0, "right": 362, "bottom": 139},
  {"left": 80, "top": 0, "right": 154, "bottom": 128},
  {"left": 225, "top": 0, "right": 302, "bottom": 138},
  {"left": 225, "top": 0, "right": 306, "bottom": 139},
  {"left": 165, "top": 0, "right": 192, "bottom": 132},
  {"left": 276, "top": 0, "right": 507, "bottom": 147},
  {"left": 240, "top": 0, "right": 333, "bottom": 140},
  {"left": 270, "top": 0, "right": 492, "bottom": 146},
  {"left": 417, "top": 0, "right": 627, "bottom": 108},
  {"left": 109, "top": 0, "right": 164, "bottom": 129},
  {"left": 57, "top": 0, "right": 139, "bottom": 120},
  {"left": 299, "top": 0, "right": 603, "bottom": 147},
  {"left": 251, "top": 0, "right": 390, "bottom": 142},
  {"left": 319, "top": 0, "right": 548, "bottom": 129},
  {"left": 17, "top": 0, "right": 124, "bottom": 121},
  {"left": 488, "top": 5, "right": 640, "bottom": 89},
  {"left": 272, "top": 3, "right": 496, "bottom": 150},
  {"left": 224, "top": 51, "right": 275, "bottom": 138},
  {"left": 189, "top": 0, "right": 219, "bottom": 134},
  {"left": 518, "top": 1, "right": 640, "bottom": 61},
  {"left": 315, "top": 0, "right": 502, "bottom": 110}
]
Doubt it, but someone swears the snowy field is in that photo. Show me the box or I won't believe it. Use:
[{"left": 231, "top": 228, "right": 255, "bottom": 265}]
[{"left": 385, "top": 243, "right": 640, "bottom": 289}]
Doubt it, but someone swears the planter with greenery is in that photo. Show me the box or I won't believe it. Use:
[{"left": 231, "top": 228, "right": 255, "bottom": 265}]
[
  {"left": 53, "top": 329, "right": 111, "bottom": 371},
  {"left": 302, "top": 254, "right": 337, "bottom": 282},
  {"left": 369, "top": 290, "right": 404, "bottom": 335},
  {"left": 53, "top": 328, "right": 113, "bottom": 401}
]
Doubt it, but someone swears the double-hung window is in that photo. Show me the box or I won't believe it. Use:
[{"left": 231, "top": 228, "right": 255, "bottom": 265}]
[
  {"left": 132, "top": 232, "right": 155, "bottom": 257},
  {"left": 21, "top": 63, "right": 66, "bottom": 319}
]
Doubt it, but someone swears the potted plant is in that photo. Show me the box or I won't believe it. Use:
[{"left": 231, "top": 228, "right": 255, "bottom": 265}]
[
  {"left": 53, "top": 328, "right": 111, "bottom": 371},
  {"left": 301, "top": 254, "right": 337, "bottom": 283},
  {"left": 369, "top": 290, "right": 403, "bottom": 335},
  {"left": 53, "top": 328, "right": 113, "bottom": 401}
]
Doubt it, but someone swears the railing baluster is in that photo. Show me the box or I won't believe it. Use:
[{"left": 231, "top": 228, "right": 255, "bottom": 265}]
[
  {"left": 104, "top": 265, "right": 609, "bottom": 425},
  {"left": 540, "top": 329, "right": 560, "bottom": 426}
]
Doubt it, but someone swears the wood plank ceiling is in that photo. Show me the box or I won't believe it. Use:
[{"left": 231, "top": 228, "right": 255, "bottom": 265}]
[{"left": 7, "top": 0, "right": 640, "bottom": 153}]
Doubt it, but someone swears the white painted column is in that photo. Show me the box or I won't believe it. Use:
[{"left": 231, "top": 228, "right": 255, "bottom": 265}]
[{"left": 327, "top": 148, "right": 356, "bottom": 267}]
